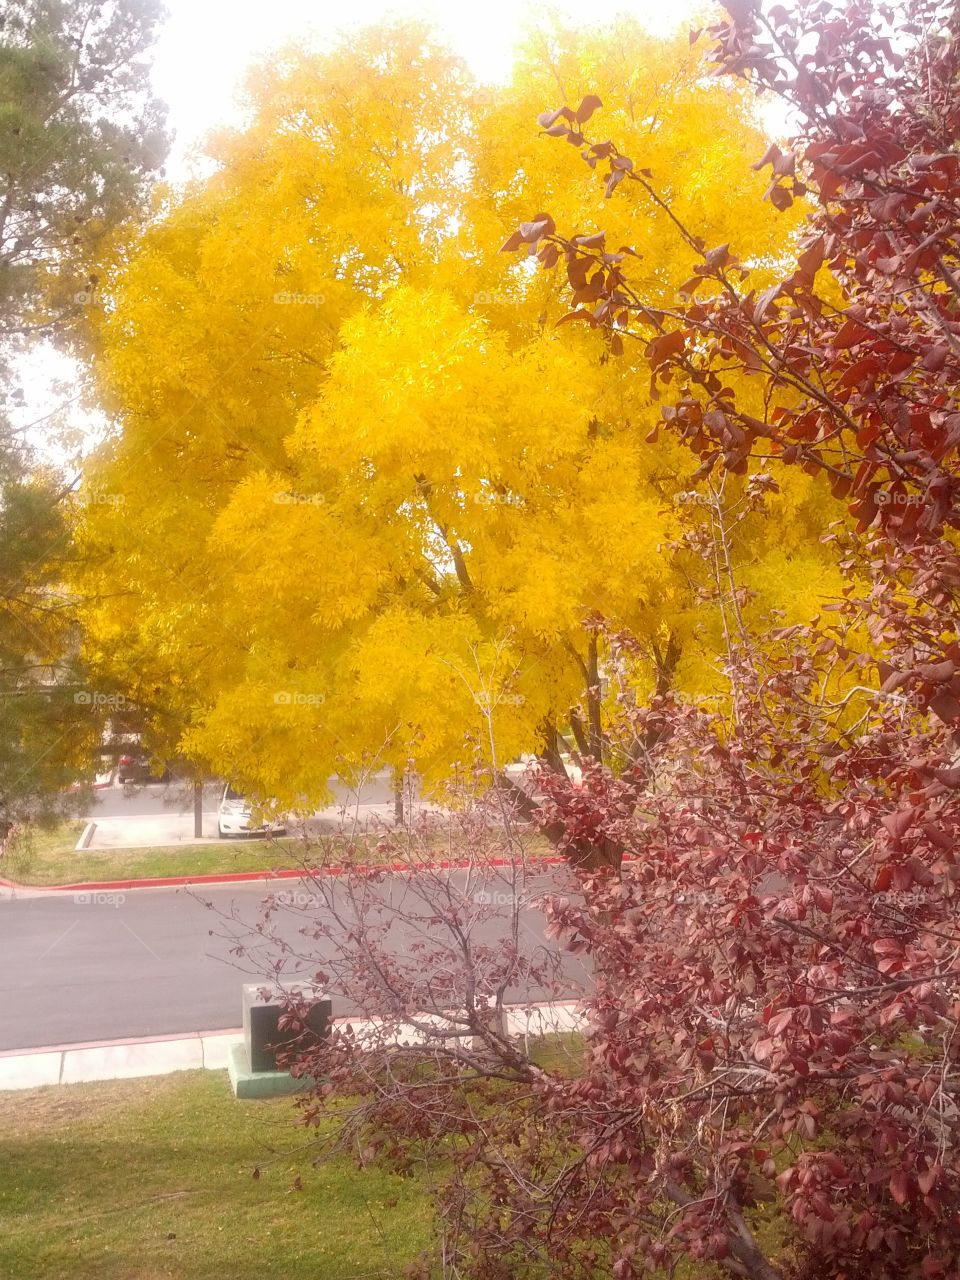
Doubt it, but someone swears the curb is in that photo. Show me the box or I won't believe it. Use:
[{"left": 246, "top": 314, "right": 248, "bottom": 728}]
[
  {"left": 0, "top": 1027, "right": 245, "bottom": 1091},
  {"left": 0, "top": 1003, "right": 587, "bottom": 1091},
  {"left": 0, "top": 853, "right": 570, "bottom": 895},
  {"left": 75, "top": 821, "right": 96, "bottom": 852},
  {"left": 0, "top": 1026, "right": 242, "bottom": 1059}
]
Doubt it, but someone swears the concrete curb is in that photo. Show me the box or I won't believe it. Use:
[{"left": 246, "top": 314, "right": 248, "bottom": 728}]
[
  {"left": 0, "top": 1028, "right": 243, "bottom": 1091},
  {"left": 0, "top": 1002, "right": 587, "bottom": 1092},
  {"left": 75, "top": 821, "right": 96, "bottom": 852},
  {"left": 0, "top": 853, "right": 570, "bottom": 895}
]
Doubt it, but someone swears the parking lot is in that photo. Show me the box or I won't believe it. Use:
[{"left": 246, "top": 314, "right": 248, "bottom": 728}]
[{"left": 80, "top": 775, "right": 438, "bottom": 849}]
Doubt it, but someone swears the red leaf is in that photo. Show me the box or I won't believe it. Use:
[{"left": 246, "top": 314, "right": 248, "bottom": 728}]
[
  {"left": 555, "top": 310, "right": 595, "bottom": 328},
  {"left": 575, "top": 94, "right": 603, "bottom": 125},
  {"left": 768, "top": 1009, "right": 793, "bottom": 1036},
  {"left": 873, "top": 937, "right": 904, "bottom": 956},
  {"left": 880, "top": 666, "right": 908, "bottom": 693},
  {"left": 889, "top": 1170, "right": 910, "bottom": 1206},
  {"left": 923, "top": 344, "right": 949, "bottom": 372},
  {"left": 881, "top": 808, "right": 917, "bottom": 840},
  {"left": 646, "top": 330, "right": 686, "bottom": 366},
  {"left": 917, "top": 659, "right": 955, "bottom": 682},
  {"left": 833, "top": 319, "right": 871, "bottom": 348},
  {"left": 704, "top": 243, "right": 731, "bottom": 272},
  {"left": 519, "top": 219, "right": 550, "bottom": 243},
  {"left": 538, "top": 107, "right": 574, "bottom": 129},
  {"left": 604, "top": 170, "right": 625, "bottom": 199},
  {"left": 929, "top": 690, "right": 960, "bottom": 724},
  {"left": 754, "top": 285, "right": 780, "bottom": 323},
  {"left": 753, "top": 1037, "right": 773, "bottom": 1062},
  {"left": 752, "top": 143, "right": 783, "bottom": 172},
  {"left": 812, "top": 886, "right": 833, "bottom": 914}
]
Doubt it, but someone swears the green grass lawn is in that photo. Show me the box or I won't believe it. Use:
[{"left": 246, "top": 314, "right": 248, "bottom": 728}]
[
  {"left": 1, "top": 823, "right": 315, "bottom": 886},
  {"left": 0, "top": 1070, "right": 434, "bottom": 1280},
  {"left": 2, "top": 821, "right": 553, "bottom": 886},
  {"left": 0, "top": 1044, "right": 791, "bottom": 1279}
]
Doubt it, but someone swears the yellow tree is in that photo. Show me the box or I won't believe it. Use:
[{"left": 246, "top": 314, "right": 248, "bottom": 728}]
[{"left": 73, "top": 19, "right": 843, "bottom": 815}]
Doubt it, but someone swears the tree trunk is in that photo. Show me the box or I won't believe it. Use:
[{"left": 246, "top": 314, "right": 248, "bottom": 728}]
[
  {"left": 193, "top": 779, "right": 203, "bottom": 838},
  {"left": 495, "top": 770, "right": 623, "bottom": 875},
  {"left": 394, "top": 783, "right": 404, "bottom": 826}
]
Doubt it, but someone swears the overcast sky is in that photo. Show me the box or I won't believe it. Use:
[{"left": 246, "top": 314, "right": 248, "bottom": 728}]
[
  {"left": 23, "top": 0, "right": 702, "bottom": 461},
  {"left": 151, "top": 0, "right": 701, "bottom": 178}
]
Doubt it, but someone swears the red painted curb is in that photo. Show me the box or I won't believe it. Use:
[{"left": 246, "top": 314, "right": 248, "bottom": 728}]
[{"left": 0, "top": 853, "right": 570, "bottom": 895}]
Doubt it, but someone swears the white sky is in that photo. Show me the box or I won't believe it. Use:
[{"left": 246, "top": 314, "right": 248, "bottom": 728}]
[
  {"left": 21, "top": 0, "right": 703, "bottom": 459},
  {"left": 151, "top": 0, "right": 702, "bottom": 178}
]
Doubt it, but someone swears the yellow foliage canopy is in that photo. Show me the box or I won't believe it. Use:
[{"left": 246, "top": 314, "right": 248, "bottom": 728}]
[{"left": 73, "top": 19, "right": 843, "bottom": 803}]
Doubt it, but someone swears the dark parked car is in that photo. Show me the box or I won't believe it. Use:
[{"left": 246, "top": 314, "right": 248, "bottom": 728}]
[{"left": 118, "top": 751, "right": 170, "bottom": 784}]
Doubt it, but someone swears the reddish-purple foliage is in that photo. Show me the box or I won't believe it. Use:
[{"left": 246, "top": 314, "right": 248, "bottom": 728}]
[
  {"left": 270, "top": 5, "right": 960, "bottom": 1276},
  {"left": 272, "top": 592, "right": 960, "bottom": 1277},
  {"left": 506, "top": 0, "right": 960, "bottom": 544}
]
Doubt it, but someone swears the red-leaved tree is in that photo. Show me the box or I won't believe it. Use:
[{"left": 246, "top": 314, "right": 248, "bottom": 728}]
[
  {"left": 273, "top": 587, "right": 960, "bottom": 1277},
  {"left": 271, "top": 3, "right": 960, "bottom": 1276}
]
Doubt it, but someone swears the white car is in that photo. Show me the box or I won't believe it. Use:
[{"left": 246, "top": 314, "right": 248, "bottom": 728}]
[{"left": 217, "top": 784, "right": 286, "bottom": 838}]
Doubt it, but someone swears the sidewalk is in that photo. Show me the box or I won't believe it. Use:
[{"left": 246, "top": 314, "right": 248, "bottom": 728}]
[
  {"left": 0, "top": 1002, "right": 586, "bottom": 1092},
  {"left": 0, "top": 1029, "right": 242, "bottom": 1090}
]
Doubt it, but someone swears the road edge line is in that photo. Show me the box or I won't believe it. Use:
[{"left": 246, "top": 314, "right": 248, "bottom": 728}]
[{"left": 0, "top": 853, "right": 571, "bottom": 895}]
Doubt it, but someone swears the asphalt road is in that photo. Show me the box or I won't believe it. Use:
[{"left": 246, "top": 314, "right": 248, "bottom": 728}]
[{"left": 0, "top": 866, "right": 586, "bottom": 1052}]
